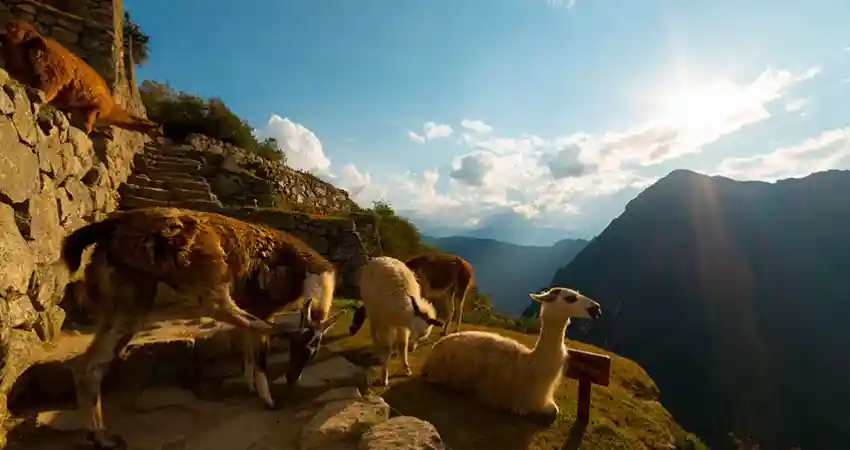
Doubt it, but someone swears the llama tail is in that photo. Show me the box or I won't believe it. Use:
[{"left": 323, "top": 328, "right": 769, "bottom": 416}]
[
  {"left": 349, "top": 304, "right": 367, "bottom": 336},
  {"left": 101, "top": 106, "right": 163, "bottom": 136},
  {"left": 61, "top": 216, "right": 121, "bottom": 273}
]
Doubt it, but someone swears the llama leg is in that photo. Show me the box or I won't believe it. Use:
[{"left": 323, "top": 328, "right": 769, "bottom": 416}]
[
  {"left": 74, "top": 313, "right": 142, "bottom": 449},
  {"left": 452, "top": 291, "right": 465, "bottom": 334},
  {"left": 400, "top": 328, "right": 413, "bottom": 376},
  {"left": 375, "top": 329, "right": 392, "bottom": 387},
  {"left": 82, "top": 107, "right": 101, "bottom": 136},
  {"left": 441, "top": 297, "right": 454, "bottom": 337},
  {"left": 241, "top": 331, "right": 256, "bottom": 393},
  {"left": 200, "top": 284, "right": 272, "bottom": 332},
  {"left": 252, "top": 333, "right": 275, "bottom": 408}
]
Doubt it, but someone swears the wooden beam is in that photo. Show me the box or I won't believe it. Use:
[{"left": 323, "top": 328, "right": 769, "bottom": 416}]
[{"left": 565, "top": 348, "right": 612, "bottom": 423}]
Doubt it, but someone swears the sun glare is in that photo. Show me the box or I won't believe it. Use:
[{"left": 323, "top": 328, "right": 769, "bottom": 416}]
[{"left": 650, "top": 77, "right": 760, "bottom": 146}]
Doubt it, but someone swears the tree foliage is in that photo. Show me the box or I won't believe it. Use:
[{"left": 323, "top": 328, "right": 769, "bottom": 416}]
[
  {"left": 123, "top": 11, "right": 150, "bottom": 67},
  {"left": 139, "top": 80, "right": 285, "bottom": 162}
]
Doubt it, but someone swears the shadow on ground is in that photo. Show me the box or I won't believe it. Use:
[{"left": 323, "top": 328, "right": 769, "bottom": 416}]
[{"left": 381, "top": 377, "right": 545, "bottom": 450}]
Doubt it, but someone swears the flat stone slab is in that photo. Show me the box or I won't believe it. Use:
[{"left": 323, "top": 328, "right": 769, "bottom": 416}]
[
  {"left": 274, "top": 356, "right": 367, "bottom": 393},
  {"left": 299, "top": 396, "right": 390, "bottom": 450},
  {"left": 358, "top": 416, "right": 446, "bottom": 450}
]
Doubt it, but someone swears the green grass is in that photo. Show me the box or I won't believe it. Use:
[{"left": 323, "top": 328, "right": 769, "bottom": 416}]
[{"left": 322, "top": 299, "right": 706, "bottom": 450}]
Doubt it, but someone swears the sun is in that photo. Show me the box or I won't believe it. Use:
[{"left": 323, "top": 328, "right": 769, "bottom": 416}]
[{"left": 652, "top": 78, "right": 753, "bottom": 141}]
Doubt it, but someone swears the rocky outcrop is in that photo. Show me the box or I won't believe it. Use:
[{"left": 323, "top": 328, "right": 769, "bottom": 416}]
[
  {"left": 0, "top": 68, "right": 146, "bottom": 422},
  {"left": 185, "top": 133, "right": 360, "bottom": 215}
]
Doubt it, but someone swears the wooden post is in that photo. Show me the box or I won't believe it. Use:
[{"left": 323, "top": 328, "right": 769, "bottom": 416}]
[{"left": 565, "top": 348, "right": 612, "bottom": 423}]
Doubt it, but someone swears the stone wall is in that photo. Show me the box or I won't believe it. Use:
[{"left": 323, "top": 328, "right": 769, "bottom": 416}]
[
  {"left": 195, "top": 205, "right": 381, "bottom": 299},
  {"left": 0, "top": 0, "right": 145, "bottom": 114},
  {"left": 186, "top": 134, "right": 361, "bottom": 216},
  {"left": 0, "top": 68, "right": 146, "bottom": 421}
]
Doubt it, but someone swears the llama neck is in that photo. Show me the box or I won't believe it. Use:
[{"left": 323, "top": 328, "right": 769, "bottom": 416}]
[{"left": 531, "top": 317, "right": 569, "bottom": 357}]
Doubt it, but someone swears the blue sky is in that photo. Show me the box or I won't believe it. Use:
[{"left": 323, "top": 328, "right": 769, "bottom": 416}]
[{"left": 127, "top": 0, "right": 850, "bottom": 244}]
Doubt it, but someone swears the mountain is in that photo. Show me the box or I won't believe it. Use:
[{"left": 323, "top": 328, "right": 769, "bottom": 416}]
[
  {"left": 422, "top": 235, "right": 588, "bottom": 315},
  {"left": 546, "top": 169, "right": 850, "bottom": 450},
  {"left": 411, "top": 210, "right": 595, "bottom": 246}
]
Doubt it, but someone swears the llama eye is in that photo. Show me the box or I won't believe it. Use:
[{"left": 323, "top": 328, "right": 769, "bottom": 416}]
[{"left": 563, "top": 294, "right": 577, "bottom": 303}]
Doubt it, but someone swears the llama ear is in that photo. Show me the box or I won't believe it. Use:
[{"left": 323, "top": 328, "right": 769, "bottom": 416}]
[{"left": 529, "top": 288, "right": 558, "bottom": 303}]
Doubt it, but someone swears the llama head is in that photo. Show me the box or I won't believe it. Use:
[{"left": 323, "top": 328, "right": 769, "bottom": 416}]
[
  {"left": 3, "top": 20, "right": 39, "bottom": 44},
  {"left": 529, "top": 286, "right": 601, "bottom": 324},
  {"left": 300, "top": 269, "right": 337, "bottom": 327},
  {"left": 287, "top": 308, "right": 346, "bottom": 386},
  {"left": 409, "top": 295, "right": 443, "bottom": 343}
]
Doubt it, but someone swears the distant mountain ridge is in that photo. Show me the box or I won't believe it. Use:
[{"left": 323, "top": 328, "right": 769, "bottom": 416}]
[
  {"left": 548, "top": 169, "right": 850, "bottom": 450},
  {"left": 421, "top": 235, "right": 588, "bottom": 315}
]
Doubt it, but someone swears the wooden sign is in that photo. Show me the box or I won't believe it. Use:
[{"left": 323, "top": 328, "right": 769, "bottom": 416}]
[{"left": 565, "top": 348, "right": 612, "bottom": 423}]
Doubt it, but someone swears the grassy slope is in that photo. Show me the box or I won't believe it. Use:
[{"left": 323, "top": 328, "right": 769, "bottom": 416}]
[{"left": 322, "top": 300, "right": 705, "bottom": 450}]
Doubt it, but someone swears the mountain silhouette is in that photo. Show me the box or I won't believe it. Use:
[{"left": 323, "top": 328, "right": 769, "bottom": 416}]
[{"left": 550, "top": 169, "right": 850, "bottom": 450}]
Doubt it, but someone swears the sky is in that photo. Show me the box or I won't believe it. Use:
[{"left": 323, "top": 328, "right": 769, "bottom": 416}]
[{"left": 127, "top": 0, "right": 850, "bottom": 245}]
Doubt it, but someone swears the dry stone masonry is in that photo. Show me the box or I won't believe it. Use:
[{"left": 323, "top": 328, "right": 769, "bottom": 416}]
[
  {"left": 186, "top": 133, "right": 360, "bottom": 215},
  {"left": 0, "top": 68, "right": 147, "bottom": 422}
]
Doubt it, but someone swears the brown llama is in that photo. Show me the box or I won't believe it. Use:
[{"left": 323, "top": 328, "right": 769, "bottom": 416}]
[
  {"left": 60, "top": 207, "right": 341, "bottom": 448},
  {"left": 405, "top": 252, "right": 475, "bottom": 336}
]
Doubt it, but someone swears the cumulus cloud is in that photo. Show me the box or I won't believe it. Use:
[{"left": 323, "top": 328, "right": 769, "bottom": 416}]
[
  {"left": 407, "top": 121, "right": 454, "bottom": 143},
  {"left": 460, "top": 119, "right": 494, "bottom": 135},
  {"left": 449, "top": 152, "right": 497, "bottom": 187},
  {"left": 424, "top": 122, "right": 454, "bottom": 139},
  {"left": 546, "top": 143, "right": 595, "bottom": 179},
  {"left": 262, "top": 115, "right": 331, "bottom": 174},
  {"left": 717, "top": 127, "right": 850, "bottom": 181}
]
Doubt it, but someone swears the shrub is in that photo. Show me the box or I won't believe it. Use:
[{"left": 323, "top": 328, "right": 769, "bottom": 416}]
[{"left": 139, "top": 80, "right": 286, "bottom": 163}]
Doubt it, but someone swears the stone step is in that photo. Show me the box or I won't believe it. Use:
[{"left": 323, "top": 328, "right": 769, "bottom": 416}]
[
  {"left": 128, "top": 174, "right": 211, "bottom": 192},
  {"left": 120, "top": 184, "right": 217, "bottom": 203},
  {"left": 120, "top": 195, "right": 168, "bottom": 209},
  {"left": 137, "top": 153, "right": 206, "bottom": 166},
  {"left": 131, "top": 170, "right": 210, "bottom": 183},
  {"left": 135, "top": 158, "right": 203, "bottom": 174},
  {"left": 149, "top": 146, "right": 208, "bottom": 160}
]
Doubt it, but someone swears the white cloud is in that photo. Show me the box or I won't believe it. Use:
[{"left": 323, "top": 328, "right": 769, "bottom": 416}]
[
  {"left": 262, "top": 115, "right": 331, "bottom": 174},
  {"left": 547, "top": 0, "right": 576, "bottom": 9},
  {"left": 717, "top": 127, "right": 850, "bottom": 181},
  {"left": 785, "top": 98, "right": 808, "bottom": 113},
  {"left": 407, "top": 130, "right": 426, "bottom": 144},
  {"left": 424, "top": 121, "right": 454, "bottom": 139},
  {"left": 460, "top": 119, "right": 493, "bottom": 135},
  {"left": 334, "top": 164, "right": 388, "bottom": 206},
  {"left": 407, "top": 121, "right": 454, "bottom": 143}
]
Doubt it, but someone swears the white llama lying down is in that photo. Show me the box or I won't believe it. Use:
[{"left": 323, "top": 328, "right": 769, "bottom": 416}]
[
  {"left": 420, "top": 286, "right": 602, "bottom": 423},
  {"left": 351, "top": 256, "right": 444, "bottom": 386}
]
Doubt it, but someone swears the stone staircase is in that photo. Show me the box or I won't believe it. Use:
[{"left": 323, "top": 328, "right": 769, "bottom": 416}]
[{"left": 119, "top": 139, "right": 224, "bottom": 211}]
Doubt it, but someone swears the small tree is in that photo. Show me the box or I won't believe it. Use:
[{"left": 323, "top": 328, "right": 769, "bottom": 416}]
[{"left": 123, "top": 11, "right": 150, "bottom": 67}]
